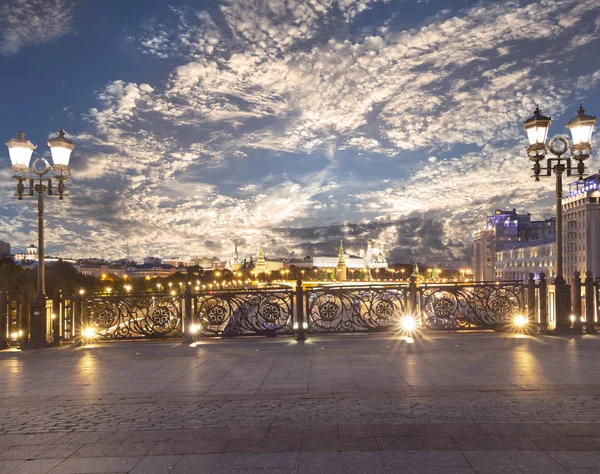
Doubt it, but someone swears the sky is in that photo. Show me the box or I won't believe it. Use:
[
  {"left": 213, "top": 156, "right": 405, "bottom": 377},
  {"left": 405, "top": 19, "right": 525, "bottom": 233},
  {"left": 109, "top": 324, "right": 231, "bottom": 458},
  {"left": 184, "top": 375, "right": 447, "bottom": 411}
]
[{"left": 0, "top": 0, "right": 599, "bottom": 263}]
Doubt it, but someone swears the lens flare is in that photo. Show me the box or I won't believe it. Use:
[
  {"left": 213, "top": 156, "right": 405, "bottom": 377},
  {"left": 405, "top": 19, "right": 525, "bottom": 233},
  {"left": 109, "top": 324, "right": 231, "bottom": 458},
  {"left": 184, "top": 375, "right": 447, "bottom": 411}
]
[
  {"left": 400, "top": 315, "right": 417, "bottom": 332},
  {"left": 514, "top": 315, "right": 528, "bottom": 327},
  {"left": 82, "top": 327, "right": 96, "bottom": 339}
]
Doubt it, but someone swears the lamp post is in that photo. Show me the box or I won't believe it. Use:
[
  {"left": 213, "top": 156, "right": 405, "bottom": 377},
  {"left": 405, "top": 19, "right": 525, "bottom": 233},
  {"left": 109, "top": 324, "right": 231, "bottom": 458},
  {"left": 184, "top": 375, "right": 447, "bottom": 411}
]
[
  {"left": 524, "top": 105, "right": 596, "bottom": 333},
  {"left": 5, "top": 130, "right": 74, "bottom": 348}
]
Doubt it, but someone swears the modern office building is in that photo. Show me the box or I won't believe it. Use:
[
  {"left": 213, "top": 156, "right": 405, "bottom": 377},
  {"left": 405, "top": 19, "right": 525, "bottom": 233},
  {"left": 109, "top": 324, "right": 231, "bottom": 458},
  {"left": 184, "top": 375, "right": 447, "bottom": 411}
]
[{"left": 473, "top": 209, "right": 556, "bottom": 281}]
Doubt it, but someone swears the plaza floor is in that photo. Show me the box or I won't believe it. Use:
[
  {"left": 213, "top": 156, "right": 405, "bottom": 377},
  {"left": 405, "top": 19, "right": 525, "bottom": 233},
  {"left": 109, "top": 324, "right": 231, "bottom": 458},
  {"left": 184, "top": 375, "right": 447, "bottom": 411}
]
[{"left": 1, "top": 332, "right": 600, "bottom": 473}]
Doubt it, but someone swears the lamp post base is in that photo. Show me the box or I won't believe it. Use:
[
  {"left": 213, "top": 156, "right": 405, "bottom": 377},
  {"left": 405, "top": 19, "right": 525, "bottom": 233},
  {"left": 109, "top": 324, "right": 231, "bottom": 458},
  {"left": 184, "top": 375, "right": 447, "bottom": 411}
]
[
  {"left": 551, "top": 279, "right": 573, "bottom": 334},
  {"left": 20, "top": 340, "right": 51, "bottom": 350},
  {"left": 26, "top": 295, "right": 49, "bottom": 349}
]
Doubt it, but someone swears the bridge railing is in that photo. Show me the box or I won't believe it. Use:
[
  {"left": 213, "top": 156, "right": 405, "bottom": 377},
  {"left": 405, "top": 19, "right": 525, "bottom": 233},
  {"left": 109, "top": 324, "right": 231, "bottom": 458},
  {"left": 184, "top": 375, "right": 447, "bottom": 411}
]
[{"left": 4, "top": 273, "right": 600, "bottom": 347}]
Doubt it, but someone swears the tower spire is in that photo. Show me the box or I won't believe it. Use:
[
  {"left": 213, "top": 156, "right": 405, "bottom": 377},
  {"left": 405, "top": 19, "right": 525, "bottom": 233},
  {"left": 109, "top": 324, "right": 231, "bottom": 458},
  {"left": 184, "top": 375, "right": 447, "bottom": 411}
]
[{"left": 336, "top": 240, "right": 347, "bottom": 282}]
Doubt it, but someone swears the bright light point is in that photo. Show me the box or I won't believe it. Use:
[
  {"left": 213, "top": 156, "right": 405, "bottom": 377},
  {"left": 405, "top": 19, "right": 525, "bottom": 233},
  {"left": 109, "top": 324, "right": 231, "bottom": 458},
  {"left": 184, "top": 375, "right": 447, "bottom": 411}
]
[
  {"left": 190, "top": 324, "right": 201, "bottom": 334},
  {"left": 400, "top": 315, "right": 417, "bottom": 332},
  {"left": 10, "top": 332, "right": 18, "bottom": 339},
  {"left": 82, "top": 327, "right": 96, "bottom": 339},
  {"left": 569, "top": 314, "right": 576, "bottom": 322},
  {"left": 51, "top": 314, "right": 56, "bottom": 319},
  {"left": 514, "top": 315, "right": 528, "bottom": 327},
  {"left": 405, "top": 336, "right": 414, "bottom": 343},
  {"left": 293, "top": 322, "right": 298, "bottom": 329}
]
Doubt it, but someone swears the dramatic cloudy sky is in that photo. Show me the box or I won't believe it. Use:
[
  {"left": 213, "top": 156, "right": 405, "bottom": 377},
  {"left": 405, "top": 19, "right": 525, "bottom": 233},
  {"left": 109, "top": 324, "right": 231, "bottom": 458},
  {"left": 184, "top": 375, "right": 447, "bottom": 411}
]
[{"left": 0, "top": 0, "right": 599, "bottom": 262}]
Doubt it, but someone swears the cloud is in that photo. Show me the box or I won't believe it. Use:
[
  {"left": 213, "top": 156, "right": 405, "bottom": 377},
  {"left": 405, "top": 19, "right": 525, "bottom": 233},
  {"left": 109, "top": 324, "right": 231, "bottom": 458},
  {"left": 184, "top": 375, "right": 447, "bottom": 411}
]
[
  {"left": 0, "top": 0, "right": 77, "bottom": 55},
  {"left": 7, "top": 0, "right": 600, "bottom": 262}
]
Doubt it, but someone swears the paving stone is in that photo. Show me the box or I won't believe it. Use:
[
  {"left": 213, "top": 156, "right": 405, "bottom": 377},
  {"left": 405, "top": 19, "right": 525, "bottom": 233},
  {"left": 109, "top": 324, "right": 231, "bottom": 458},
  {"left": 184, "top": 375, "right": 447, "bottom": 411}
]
[
  {"left": 407, "top": 423, "right": 485, "bottom": 436},
  {"left": 50, "top": 456, "right": 143, "bottom": 473},
  {"left": 338, "top": 424, "right": 410, "bottom": 437},
  {"left": 200, "top": 426, "right": 269, "bottom": 440},
  {"left": 10, "top": 459, "right": 63, "bottom": 474},
  {"left": 533, "top": 437, "right": 600, "bottom": 451},
  {"left": 383, "top": 468, "right": 476, "bottom": 474},
  {"left": 217, "top": 453, "right": 300, "bottom": 469},
  {"left": 301, "top": 436, "right": 378, "bottom": 452},
  {"left": 149, "top": 439, "right": 228, "bottom": 455},
  {"left": 73, "top": 442, "right": 155, "bottom": 458},
  {"left": 170, "top": 454, "right": 220, "bottom": 473},
  {"left": 268, "top": 425, "right": 337, "bottom": 438},
  {"left": 129, "top": 455, "right": 181, "bottom": 473},
  {"left": 547, "top": 451, "right": 600, "bottom": 468},
  {"left": 452, "top": 436, "right": 541, "bottom": 451},
  {"left": 297, "top": 452, "right": 345, "bottom": 474},
  {"left": 0, "top": 444, "right": 81, "bottom": 461},
  {"left": 377, "top": 436, "right": 458, "bottom": 451},
  {"left": 478, "top": 423, "right": 563, "bottom": 437},
  {"left": 225, "top": 438, "right": 301, "bottom": 454},
  {"left": 380, "top": 450, "right": 470, "bottom": 468},
  {"left": 0, "top": 460, "right": 25, "bottom": 474},
  {"left": 464, "top": 451, "right": 568, "bottom": 474}
]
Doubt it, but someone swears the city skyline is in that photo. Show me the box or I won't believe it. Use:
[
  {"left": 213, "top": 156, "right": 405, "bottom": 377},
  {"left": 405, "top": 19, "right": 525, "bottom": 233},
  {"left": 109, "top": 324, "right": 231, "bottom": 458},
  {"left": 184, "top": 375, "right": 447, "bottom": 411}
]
[{"left": 1, "top": 0, "right": 599, "bottom": 262}]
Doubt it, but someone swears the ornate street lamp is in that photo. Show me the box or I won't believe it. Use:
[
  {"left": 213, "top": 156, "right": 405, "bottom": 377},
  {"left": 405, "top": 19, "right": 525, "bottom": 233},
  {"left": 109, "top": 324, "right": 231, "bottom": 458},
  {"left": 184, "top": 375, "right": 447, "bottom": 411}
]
[
  {"left": 5, "top": 129, "right": 74, "bottom": 348},
  {"left": 524, "top": 105, "right": 596, "bottom": 332}
]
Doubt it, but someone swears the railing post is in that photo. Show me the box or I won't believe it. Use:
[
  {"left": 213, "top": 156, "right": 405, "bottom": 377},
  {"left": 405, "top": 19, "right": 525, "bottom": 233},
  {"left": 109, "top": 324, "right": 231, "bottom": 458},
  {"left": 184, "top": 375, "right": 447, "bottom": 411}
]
[
  {"left": 20, "top": 290, "right": 29, "bottom": 345},
  {"left": 573, "top": 271, "right": 583, "bottom": 332},
  {"left": 409, "top": 276, "right": 417, "bottom": 316},
  {"left": 527, "top": 273, "right": 536, "bottom": 326},
  {"left": 74, "top": 293, "right": 83, "bottom": 345},
  {"left": 0, "top": 290, "right": 8, "bottom": 349},
  {"left": 585, "top": 271, "right": 597, "bottom": 334},
  {"left": 295, "top": 279, "right": 306, "bottom": 341},
  {"left": 539, "top": 273, "right": 548, "bottom": 334},
  {"left": 183, "top": 288, "right": 193, "bottom": 343},
  {"left": 52, "top": 288, "right": 61, "bottom": 345}
]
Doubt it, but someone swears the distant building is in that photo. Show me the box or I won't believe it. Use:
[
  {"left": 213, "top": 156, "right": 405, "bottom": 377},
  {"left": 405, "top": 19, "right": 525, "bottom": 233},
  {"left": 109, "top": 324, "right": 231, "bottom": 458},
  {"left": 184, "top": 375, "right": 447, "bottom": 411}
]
[
  {"left": 495, "top": 237, "right": 556, "bottom": 281},
  {"left": 196, "top": 256, "right": 224, "bottom": 270},
  {"left": 144, "top": 257, "right": 161, "bottom": 265},
  {"left": 0, "top": 240, "right": 10, "bottom": 256},
  {"left": 162, "top": 257, "right": 195, "bottom": 268},
  {"left": 130, "top": 264, "right": 180, "bottom": 278},
  {"left": 13, "top": 244, "right": 38, "bottom": 262},
  {"left": 359, "top": 239, "right": 388, "bottom": 270},
  {"left": 253, "top": 245, "right": 283, "bottom": 275},
  {"left": 473, "top": 209, "right": 556, "bottom": 281},
  {"left": 76, "top": 262, "right": 128, "bottom": 279}
]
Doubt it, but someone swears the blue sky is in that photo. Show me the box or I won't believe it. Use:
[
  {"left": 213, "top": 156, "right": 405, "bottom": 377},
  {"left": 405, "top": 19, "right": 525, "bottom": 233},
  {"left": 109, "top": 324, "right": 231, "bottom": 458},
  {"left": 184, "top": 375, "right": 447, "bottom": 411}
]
[{"left": 1, "top": 0, "right": 599, "bottom": 262}]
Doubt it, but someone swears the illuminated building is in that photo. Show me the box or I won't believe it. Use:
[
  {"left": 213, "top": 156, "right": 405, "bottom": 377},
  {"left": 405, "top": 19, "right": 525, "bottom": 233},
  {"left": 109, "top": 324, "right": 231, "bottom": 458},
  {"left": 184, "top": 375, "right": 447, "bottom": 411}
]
[
  {"left": 13, "top": 244, "right": 38, "bottom": 262},
  {"left": 495, "top": 237, "right": 555, "bottom": 281},
  {"left": 473, "top": 209, "right": 556, "bottom": 281},
  {"left": 563, "top": 173, "right": 600, "bottom": 284}
]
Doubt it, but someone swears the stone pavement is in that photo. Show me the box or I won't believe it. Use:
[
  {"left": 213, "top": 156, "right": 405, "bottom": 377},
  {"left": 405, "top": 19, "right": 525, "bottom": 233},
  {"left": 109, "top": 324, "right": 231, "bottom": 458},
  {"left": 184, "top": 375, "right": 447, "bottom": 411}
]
[{"left": 1, "top": 332, "right": 600, "bottom": 473}]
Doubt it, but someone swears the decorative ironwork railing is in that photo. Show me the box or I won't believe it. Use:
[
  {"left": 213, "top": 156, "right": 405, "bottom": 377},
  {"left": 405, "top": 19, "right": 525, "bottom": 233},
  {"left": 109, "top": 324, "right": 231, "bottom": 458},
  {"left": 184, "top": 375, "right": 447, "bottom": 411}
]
[
  {"left": 83, "top": 293, "right": 182, "bottom": 339},
  {"left": 418, "top": 282, "right": 525, "bottom": 329},
  {"left": 193, "top": 287, "right": 294, "bottom": 336},
  {"left": 306, "top": 285, "right": 408, "bottom": 332}
]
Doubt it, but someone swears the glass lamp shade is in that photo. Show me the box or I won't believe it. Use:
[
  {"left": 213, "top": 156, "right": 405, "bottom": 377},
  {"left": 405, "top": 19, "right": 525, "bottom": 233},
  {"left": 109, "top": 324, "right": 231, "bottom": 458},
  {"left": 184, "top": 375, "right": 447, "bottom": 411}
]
[
  {"left": 5, "top": 131, "right": 36, "bottom": 171},
  {"left": 567, "top": 105, "right": 596, "bottom": 150},
  {"left": 48, "top": 129, "right": 74, "bottom": 169},
  {"left": 523, "top": 106, "right": 551, "bottom": 148}
]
